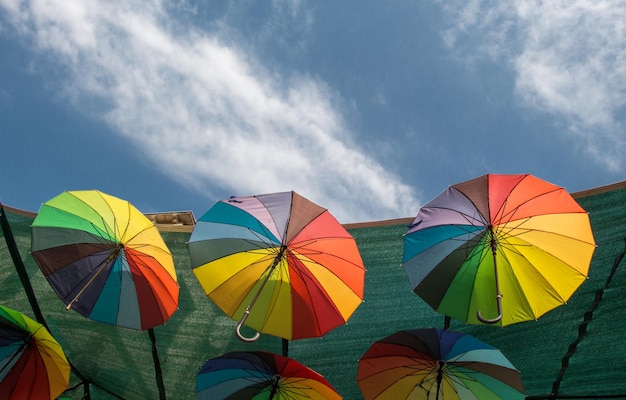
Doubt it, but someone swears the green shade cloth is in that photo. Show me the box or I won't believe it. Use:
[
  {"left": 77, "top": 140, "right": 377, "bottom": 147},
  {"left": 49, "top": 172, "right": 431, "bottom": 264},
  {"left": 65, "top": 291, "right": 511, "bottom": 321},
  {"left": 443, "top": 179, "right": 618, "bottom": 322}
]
[{"left": 1, "top": 184, "right": 625, "bottom": 399}]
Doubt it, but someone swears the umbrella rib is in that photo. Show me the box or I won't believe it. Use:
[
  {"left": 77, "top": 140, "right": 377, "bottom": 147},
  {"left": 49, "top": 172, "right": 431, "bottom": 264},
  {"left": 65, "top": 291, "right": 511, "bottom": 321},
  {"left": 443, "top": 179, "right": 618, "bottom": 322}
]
[
  {"left": 66, "top": 244, "right": 123, "bottom": 310},
  {"left": 422, "top": 206, "right": 488, "bottom": 228},
  {"left": 201, "top": 226, "right": 280, "bottom": 305},
  {"left": 494, "top": 235, "right": 571, "bottom": 308},
  {"left": 36, "top": 201, "right": 116, "bottom": 245},
  {"left": 494, "top": 221, "right": 591, "bottom": 282},
  {"left": 97, "top": 190, "right": 127, "bottom": 243},
  {"left": 444, "top": 363, "right": 515, "bottom": 398},
  {"left": 283, "top": 251, "right": 338, "bottom": 336},
  {"left": 279, "top": 376, "right": 329, "bottom": 399},
  {"left": 475, "top": 213, "right": 592, "bottom": 322},
  {"left": 495, "top": 186, "right": 563, "bottom": 225},
  {"left": 119, "top": 201, "right": 133, "bottom": 241},
  {"left": 123, "top": 251, "right": 176, "bottom": 326},
  {"left": 452, "top": 236, "right": 492, "bottom": 322},
  {"left": 359, "top": 361, "right": 439, "bottom": 399},
  {"left": 288, "top": 236, "right": 365, "bottom": 293},
  {"left": 0, "top": 334, "right": 31, "bottom": 376},
  {"left": 498, "top": 223, "right": 596, "bottom": 254},
  {"left": 237, "top": 244, "right": 287, "bottom": 342},
  {"left": 81, "top": 191, "right": 118, "bottom": 241},
  {"left": 495, "top": 223, "right": 594, "bottom": 277}
]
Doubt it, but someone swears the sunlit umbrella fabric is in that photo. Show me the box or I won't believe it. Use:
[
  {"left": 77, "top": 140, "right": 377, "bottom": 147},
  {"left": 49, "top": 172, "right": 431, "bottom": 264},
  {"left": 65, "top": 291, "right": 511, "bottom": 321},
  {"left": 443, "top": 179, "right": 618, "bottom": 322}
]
[
  {"left": 402, "top": 174, "right": 596, "bottom": 326},
  {"left": 31, "top": 190, "right": 179, "bottom": 330},
  {"left": 196, "top": 350, "right": 341, "bottom": 400},
  {"left": 189, "top": 191, "right": 365, "bottom": 340},
  {"left": 0, "top": 305, "right": 70, "bottom": 400},
  {"left": 357, "top": 328, "right": 524, "bottom": 400}
]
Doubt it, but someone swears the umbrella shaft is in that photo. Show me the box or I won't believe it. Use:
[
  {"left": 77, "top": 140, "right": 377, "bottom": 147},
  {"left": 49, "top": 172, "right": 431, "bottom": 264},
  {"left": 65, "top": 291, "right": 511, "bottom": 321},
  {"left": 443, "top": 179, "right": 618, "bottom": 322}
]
[
  {"left": 435, "top": 360, "right": 443, "bottom": 400},
  {"left": 236, "top": 245, "right": 287, "bottom": 341},
  {"left": 490, "top": 230, "right": 501, "bottom": 297},
  {"left": 67, "top": 246, "right": 122, "bottom": 310},
  {"left": 476, "top": 228, "right": 503, "bottom": 324},
  {"left": 246, "top": 245, "right": 287, "bottom": 314}
]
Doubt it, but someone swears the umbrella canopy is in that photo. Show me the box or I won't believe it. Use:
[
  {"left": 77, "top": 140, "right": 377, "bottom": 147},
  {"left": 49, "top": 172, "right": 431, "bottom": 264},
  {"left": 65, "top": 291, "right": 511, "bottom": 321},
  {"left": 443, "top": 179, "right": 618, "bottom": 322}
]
[
  {"left": 189, "top": 191, "right": 365, "bottom": 341},
  {"left": 402, "top": 173, "right": 596, "bottom": 326},
  {"left": 0, "top": 305, "right": 70, "bottom": 400},
  {"left": 31, "top": 190, "right": 179, "bottom": 330},
  {"left": 357, "top": 328, "right": 524, "bottom": 400},
  {"left": 196, "top": 350, "right": 341, "bottom": 400}
]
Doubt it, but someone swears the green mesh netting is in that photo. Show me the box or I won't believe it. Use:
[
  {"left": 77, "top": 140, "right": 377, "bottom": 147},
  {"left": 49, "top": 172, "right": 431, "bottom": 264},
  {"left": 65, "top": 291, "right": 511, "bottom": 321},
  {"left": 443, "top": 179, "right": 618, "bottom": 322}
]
[{"left": 1, "top": 186, "right": 626, "bottom": 399}]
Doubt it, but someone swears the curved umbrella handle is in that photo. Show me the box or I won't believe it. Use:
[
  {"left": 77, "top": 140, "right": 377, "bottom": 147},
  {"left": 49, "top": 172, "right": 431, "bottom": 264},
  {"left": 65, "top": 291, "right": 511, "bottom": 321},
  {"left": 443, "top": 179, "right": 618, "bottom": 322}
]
[
  {"left": 234, "top": 247, "right": 286, "bottom": 343},
  {"left": 236, "top": 308, "right": 261, "bottom": 342},
  {"left": 477, "top": 293, "right": 503, "bottom": 324}
]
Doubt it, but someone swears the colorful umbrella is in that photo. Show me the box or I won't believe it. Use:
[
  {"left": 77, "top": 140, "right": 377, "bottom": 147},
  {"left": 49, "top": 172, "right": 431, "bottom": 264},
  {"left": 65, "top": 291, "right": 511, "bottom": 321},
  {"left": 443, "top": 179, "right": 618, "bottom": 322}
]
[
  {"left": 0, "top": 305, "right": 70, "bottom": 400},
  {"left": 196, "top": 350, "right": 341, "bottom": 400},
  {"left": 357, "top": 328, "right": 524, "bottom": 400},
  {"left": 31, "top": 190, "right": 179, "bottom": 331},
  {"left": 402, "top": 173, "right": 596, "bottom": 326},
  {"left": 188, "top": 191, "right": 365, "bottom": 341}
]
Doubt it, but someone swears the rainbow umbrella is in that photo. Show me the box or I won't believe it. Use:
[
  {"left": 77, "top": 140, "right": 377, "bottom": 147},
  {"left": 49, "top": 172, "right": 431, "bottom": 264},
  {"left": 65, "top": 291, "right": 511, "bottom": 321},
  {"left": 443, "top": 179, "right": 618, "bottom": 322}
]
[
  {"left": 0, "top": 305, "right": 70, "bottom": 400},
  {"left": 196, "top": 351, "right": 341, "bottom": 399},
  {"left": 31, "top": 190, "right": 179, "bottom": 330},
  {"left": 188, "top": 191, "right": 365, "bottom": 341},
  {"left": 402, "top": 173, "right": 596, "bottom": 326},
  {"left": 357, "top": 328, "right": 524, "bottom": 400}
]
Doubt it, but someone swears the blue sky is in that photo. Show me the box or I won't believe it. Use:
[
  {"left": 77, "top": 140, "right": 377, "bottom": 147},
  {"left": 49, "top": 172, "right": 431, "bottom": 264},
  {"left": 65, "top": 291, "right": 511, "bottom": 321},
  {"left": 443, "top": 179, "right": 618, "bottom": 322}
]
[{"left": 1, "top": 1, "right": 625, "bottom": 223}]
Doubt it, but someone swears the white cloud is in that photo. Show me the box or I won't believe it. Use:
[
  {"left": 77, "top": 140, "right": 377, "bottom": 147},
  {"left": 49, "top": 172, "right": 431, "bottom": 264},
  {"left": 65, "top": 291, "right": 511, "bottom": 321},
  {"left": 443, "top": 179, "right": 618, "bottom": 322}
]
[
  {"left": 439, "top": 0, "right": 626, "bottom": 172},
  {"left": 0, "top": 0, "right": 420, "bottom": 222}
]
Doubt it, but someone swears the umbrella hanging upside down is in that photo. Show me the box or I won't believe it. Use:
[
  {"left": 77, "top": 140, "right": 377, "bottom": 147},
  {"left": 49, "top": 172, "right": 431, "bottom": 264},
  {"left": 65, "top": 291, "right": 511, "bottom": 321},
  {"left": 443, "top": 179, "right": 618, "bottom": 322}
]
[
  {"left": 31, "top": 190, "right": 179, "bottom": 331},
  {"left": 189, "top": 191, "right": 366, "bottom": 341},
  {"left": 402, "top": 174, "right": 596, "bottom": 326}
]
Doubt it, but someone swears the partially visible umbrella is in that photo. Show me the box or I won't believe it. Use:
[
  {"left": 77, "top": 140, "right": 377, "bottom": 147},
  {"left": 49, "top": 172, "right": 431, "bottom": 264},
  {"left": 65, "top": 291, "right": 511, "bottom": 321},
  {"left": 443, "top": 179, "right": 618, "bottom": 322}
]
[
  {"left": 188, "top": 191, "right": 365, "bottom": 342},
  {"left": 0, "top": 305, "right": 70, "bottom": 400},
  {"left": 402, "top": 173, "right": 596, "bottom": 326},
  {"left": 357, "top": 328, "right": 524, "bottom": 400},
  {"left": 31, "top": 190, "right": 179, "bottom": 330},
  {"left": 196, "top": 350, "right": 341, "bottom": 400}
]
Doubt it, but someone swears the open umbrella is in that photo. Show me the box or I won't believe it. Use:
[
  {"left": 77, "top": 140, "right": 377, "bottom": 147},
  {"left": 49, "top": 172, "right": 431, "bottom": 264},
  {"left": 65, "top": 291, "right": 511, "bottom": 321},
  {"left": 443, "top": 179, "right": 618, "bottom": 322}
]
[
  {"left": 357, "top": 328, "right": 524, "bottom": 400},
  {"left": 402, "top": 173, "right": 596, "bottom": 326},
  {"left": 196, "top": 350, "right": 341, "bottom": 400},
  {"left": 31, "top": 190, "right": 179, "bottom": 330},
  {"left": 30, "top": 190, "right": 179, "bottom": 399},
  {"left": 0, "top": 305, "right": 70, "bottom": 400},
  {"left": 188, "top": 191, "right": 365, "bottom": 341}
]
